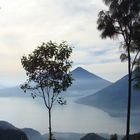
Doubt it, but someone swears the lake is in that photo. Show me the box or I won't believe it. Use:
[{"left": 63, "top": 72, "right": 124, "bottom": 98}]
[{"left": 0, "top": 97, "right": 139, "bottom": 135}]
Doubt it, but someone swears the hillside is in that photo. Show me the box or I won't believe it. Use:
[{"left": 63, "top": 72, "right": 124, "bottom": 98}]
[
  {"left": 0, "top": 121, "right": 28, "bottom": 140},
  {"left": 0, "top": 121, "right": 43, "bottom": 140},
  {"left": 0, "top": 129, "right": 29, "bottom": 140},
  {"left": 0, "top": 121, "right": 17, "bottom": 130},
  {"left": 122, "top": 132, "right": 140, "bottom": 140},
  {"left": 76, "top": 74, "right": 140, "bottom": 116},
  {"left": 80, "top": 133, "right": 108, "bottom": 140},
  {"left": 43, "top": 132, "right": 85, "bottom": 140},
  {"left": 22, "top": 128, "right": 44, "bottom": 140},
  {"left": 0, "top": 121, "right": 109, "bottom": 140},
  {"left": 66, "top": 67, "right": 111, "bottom": 97}
]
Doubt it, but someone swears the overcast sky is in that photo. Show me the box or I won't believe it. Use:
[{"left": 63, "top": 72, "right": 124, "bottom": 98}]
[{"left": 0, "top": 0, "right": 128, "bottom": 87}]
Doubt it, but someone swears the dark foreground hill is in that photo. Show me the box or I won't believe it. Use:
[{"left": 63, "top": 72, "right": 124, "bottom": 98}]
[
  {"left": 0, "top": 121, "right": 42, "bottom": 140},
  {"left": 122, "top": 132, "right": 140, "bottom": 140},
  {"left": 0, "top": 129, "right": 29, "bottom": 140},
  {"left": 0, "top": 121, "right": 17, "bottom": 129},
  {"left": 76, "top": 74, "right": 140, "bottom": 117},
  {"left": 0, "top": 121, "right": 28, "bottom": 140},
  {"left": 0, "top": 121, "right": 110, "bottom": 140},
  {"left": 80, "top": 133, "right": 108, "bottom": 140}
]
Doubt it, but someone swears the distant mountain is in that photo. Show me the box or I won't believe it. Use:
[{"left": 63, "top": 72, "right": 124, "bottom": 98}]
[
  {"left": 43, "top": 132, "right": 85, "bottom": 140},
  {"left": 0, "top": 121, "right": 118, "bottom": 140},
  {"left": 80, "top": 133, "right": 108, "bottom": 140},
  {"left": 0, "top": 67, "right": 111, "bottom": 98},
  {"left": 22, "top": 128, "right": 44, "bottom": 140},
  {"left": 72, "top": 67, "right": 105, "bottom": 79},
  {"left": 54, "top": 132, "right": 84, "bottom": 140},
  {"left": 43, "top": 132, "right": 110, "bottom": 140},
  {"left": 66, "top": 67, "right": 111, "bottom": 97},
  {"left": 0, "top": 121, "right": 108, "bottom": 140},
  {"left": 77, "top": 74, "right": 140, "bottom": 116}
]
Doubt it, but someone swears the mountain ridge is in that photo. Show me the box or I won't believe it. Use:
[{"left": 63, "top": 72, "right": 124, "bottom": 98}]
[
  {"left": 0, "top": 67, "right": 111, "bottom": 97},
  {"left": 65, "top": 67, "right": 111, "bottom": 97},
  {"left": 0, "top": 121, "right": 29, "bottom": 140},
  {"left": 72, "top": 67, "right": 110, "bottom": 82},
  {"left": 0, "top": 121, "right": 110, "bottom": 140},
  {"left": 80, "top": 133, "right": 108, "bottom": 140},
  {"left": 76, "top": 73, "right": 140, "bottom": 116},
  {"left": 0, "top": 121, "right": 17, "bottom": 130}
]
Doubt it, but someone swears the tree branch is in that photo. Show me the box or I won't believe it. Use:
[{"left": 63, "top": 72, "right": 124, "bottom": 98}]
[
  {"left": 131, "top": 76, "right": 140, "bottom": 81},
  {"left": 131, "top": 50, "right": 140, "bottom": 71},
  {"left": 41, "top": 87, "right": 49, "bottom": 109},
  {"left": 50, "top": 92, "right": 60, "bottom": 108}
]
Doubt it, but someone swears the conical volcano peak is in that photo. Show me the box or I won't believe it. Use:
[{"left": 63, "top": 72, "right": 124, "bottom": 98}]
[
  {"left": 73, "top": 67, "right": 89, "bottom": 72},
  {"left": 72, "top": 67, "right": 103, "bottom": 79}
]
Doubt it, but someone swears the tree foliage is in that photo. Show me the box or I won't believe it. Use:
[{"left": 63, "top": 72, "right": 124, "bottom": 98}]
[
  {"left": 97, "top": 0, "right": 140, "bottom": 140},
  {"left": 97, "top": 0, "right": 140, "bottom": 76},
  {"left": 21, "top": 41, "right": 73, "bottom": 108},
  {"left": 21, "top": 41, "right": 73, "bottom": 140}
]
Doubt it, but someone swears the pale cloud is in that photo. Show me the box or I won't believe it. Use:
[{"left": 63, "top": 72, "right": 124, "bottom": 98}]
[
  {"left": 72, "top": 41, "right": 121, "bottom": 66},
  {"left": 0, "top": 0, "right": 127, "bottom": 86}
]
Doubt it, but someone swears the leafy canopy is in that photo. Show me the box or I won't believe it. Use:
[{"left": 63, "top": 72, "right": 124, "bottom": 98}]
[
  {"left": 21, "top": 41, "right": 73, "bottom": 108},
  {"left": 97, "top": 0, "right": 140, "bottom": 87}
]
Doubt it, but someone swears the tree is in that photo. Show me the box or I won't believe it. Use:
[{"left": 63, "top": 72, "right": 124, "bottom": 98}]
[
  {"left": 21, "top": 41, "right": 73, "bottom": 140},
  {"left": 97, "top": 0, "right": 140, "bottom": 140}
]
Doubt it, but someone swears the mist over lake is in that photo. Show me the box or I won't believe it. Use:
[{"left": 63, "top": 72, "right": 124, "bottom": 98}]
[
  {"left": 0, "top": 67, "right": 139, "bottom": 138},
  {"left": 0, "top": 97, "right": 139, "bottom": 135}
]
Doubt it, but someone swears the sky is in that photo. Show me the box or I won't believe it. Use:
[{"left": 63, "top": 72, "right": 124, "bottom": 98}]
[{"left": 0, "top": 0, "right": 128, "bottom": 87}]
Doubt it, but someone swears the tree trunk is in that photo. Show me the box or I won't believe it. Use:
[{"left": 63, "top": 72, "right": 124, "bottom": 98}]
[
  {"left": 48, "top": 108, "right": 52, "bottom": 140},
  {"left": 126, "top": 47, "right": 132, "bottom": 140}
]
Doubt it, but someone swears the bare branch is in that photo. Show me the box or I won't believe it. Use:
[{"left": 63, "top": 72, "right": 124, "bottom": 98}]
[
  {"left": 131, "top": 50, "right": 140, "bottom": 71},
  {"left": 50, "top": 92, "right": 60, "bottom": 108},
  {"left": 41, "top": 87, "right": 49, "bottom": 109}
]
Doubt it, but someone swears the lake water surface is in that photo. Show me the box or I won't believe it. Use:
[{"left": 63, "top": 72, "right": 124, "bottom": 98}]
[{"left": 0, "top": 97, "right": 139, "bottom": 135}]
